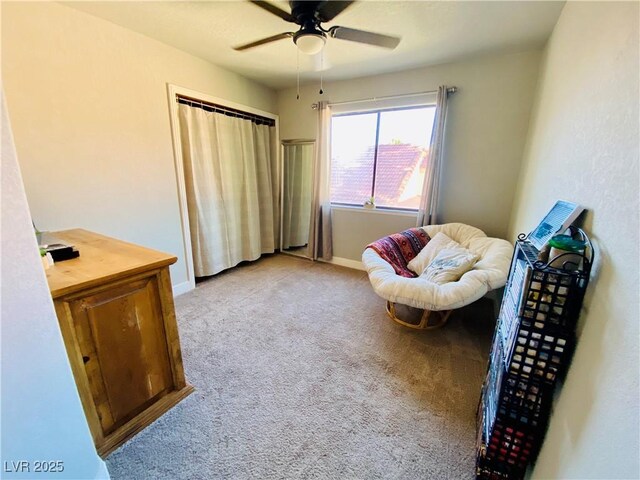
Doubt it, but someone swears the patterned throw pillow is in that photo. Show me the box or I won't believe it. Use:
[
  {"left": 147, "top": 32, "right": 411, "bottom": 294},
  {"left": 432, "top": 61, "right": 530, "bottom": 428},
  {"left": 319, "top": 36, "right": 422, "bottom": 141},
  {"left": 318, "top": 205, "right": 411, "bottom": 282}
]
[
  {"left": 407, "top": 232, "right": 460, "bottom": 275},
  {"left": 420, "top": 247, "right": 480, "bottom": 284}
]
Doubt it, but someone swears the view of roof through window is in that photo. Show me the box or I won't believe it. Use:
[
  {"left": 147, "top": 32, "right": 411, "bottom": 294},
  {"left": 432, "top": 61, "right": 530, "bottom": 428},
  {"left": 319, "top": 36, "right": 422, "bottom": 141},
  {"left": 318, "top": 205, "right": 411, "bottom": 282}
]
[{"left": 330, "top": 106, "right": 437, "bottom": 210}]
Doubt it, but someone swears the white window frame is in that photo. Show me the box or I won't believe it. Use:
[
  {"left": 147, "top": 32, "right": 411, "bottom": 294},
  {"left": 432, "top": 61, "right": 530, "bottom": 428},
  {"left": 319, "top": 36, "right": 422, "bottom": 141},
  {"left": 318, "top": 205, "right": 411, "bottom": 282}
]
[{"left": 329, "top": 96, "right": 437, "bottom": 213}]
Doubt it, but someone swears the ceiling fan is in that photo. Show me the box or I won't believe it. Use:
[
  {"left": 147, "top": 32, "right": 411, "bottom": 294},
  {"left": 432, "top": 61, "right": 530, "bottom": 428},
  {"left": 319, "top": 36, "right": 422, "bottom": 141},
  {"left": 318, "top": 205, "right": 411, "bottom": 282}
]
[{"left": 234, "top": 1, "right": 401, "bottom": 55}]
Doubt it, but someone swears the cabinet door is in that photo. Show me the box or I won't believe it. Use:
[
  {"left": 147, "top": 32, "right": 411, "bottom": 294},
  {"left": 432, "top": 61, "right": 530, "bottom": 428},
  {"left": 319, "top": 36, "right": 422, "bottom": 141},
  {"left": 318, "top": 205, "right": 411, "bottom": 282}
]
[{"left": 69, "top": 274, "right": 174, "bottom": 435}]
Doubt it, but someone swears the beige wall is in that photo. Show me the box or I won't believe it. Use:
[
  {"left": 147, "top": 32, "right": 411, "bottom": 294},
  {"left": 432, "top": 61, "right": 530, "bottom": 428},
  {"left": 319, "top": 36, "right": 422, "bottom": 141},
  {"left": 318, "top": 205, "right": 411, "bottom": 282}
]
[
  {"left": 332, "top": 207, "right": 417, "bottom": 261},
  {"left": 1, "top": 2, "right": 276, "bottom": 290},
  {"left": 278, "top": 51, "right": 541, "bottom": 261},
  {"left": 508, "top": 2, "right": 639, "bottom": 478}
]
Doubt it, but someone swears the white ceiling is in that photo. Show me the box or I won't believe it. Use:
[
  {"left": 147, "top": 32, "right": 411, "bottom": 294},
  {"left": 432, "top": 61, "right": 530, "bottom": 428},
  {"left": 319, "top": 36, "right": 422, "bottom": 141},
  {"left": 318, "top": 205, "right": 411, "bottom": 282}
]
[{"left": 63, "top": 1, "right": 565, "bottom": 89}]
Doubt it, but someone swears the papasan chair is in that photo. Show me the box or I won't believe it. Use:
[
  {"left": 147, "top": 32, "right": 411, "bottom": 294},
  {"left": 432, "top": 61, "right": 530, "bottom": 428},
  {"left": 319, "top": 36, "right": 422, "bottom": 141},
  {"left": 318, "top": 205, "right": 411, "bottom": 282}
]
[{"left": 362, "top": 223, "right": 512, "bottom": 330}]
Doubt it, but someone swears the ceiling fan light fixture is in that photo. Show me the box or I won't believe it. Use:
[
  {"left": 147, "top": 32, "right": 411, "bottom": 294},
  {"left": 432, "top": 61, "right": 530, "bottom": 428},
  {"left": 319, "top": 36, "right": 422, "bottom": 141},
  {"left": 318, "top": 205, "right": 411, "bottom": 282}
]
[
  {"left": 294, "top": 32, "right": 326, "bottom": 55},
  {"left": 235, "top": 1, "right": 401, "bottom": 54}
]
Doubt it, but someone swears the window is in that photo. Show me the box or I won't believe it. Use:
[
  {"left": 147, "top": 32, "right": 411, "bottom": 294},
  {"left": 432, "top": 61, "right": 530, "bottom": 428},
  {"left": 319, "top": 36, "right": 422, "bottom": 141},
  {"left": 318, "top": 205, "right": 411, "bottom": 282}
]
[{"left": 330, "top": 105, "right": 436, "bottom": 210}]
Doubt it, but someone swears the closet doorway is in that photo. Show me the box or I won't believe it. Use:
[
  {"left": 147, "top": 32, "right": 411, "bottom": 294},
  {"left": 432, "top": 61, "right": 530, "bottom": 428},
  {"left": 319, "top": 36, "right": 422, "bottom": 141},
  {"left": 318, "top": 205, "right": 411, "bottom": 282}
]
[
  {"left": 280, "top": 140, "right": 315, "bottom": 259},
  {"left": 167, "top": 85, "right": 280, "bottom": 291}
]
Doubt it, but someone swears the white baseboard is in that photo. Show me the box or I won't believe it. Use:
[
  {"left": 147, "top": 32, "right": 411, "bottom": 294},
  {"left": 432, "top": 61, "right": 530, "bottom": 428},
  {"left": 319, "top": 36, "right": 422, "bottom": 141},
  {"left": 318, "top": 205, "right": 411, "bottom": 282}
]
[
  {"left": 320, "top": 256, "right": 365, "bottom": 271},
  {"left": 172, "top": 280, "right": 194, "bottom": 297}
]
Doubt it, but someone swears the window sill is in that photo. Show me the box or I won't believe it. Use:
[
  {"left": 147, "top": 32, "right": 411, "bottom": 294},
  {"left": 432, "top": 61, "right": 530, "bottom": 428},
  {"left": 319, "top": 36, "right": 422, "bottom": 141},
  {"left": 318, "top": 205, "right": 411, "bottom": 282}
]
[{"left": 331, "top": 205, "right": 418, "bottom": 218}]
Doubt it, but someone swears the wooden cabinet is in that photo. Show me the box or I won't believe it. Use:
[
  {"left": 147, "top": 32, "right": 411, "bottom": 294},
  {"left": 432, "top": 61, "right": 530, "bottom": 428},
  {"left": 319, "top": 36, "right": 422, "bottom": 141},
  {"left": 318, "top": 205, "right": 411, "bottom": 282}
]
[{"left": 46, "top": 229, "right": 193, "bottom": 457}]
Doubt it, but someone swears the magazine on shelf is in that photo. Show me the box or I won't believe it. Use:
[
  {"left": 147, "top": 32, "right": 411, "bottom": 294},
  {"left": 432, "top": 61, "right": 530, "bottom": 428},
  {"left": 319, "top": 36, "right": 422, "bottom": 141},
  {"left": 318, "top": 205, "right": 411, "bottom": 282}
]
[
  {"left": 498, "top": 257, "right": 531, "bottom": 363},
  {"left": 483, "top": 336, "right": 504, "bottom": 441},
  {"left": 528, "top": 201, "right": 583, "bottom": 250}
]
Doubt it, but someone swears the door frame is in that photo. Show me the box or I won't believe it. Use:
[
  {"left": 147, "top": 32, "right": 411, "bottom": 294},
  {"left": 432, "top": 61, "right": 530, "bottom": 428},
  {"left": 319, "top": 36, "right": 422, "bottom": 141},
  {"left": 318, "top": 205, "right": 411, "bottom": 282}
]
[{"left": 280, "top": 139, "right": 316, "bottom": 259}]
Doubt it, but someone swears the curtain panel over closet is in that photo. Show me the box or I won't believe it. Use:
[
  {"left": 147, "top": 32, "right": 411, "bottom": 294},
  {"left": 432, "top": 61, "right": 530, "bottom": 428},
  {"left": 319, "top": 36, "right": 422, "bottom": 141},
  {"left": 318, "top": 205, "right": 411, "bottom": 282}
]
[{"left": 178, "top": 103, "right": 277, "bottom": 277}]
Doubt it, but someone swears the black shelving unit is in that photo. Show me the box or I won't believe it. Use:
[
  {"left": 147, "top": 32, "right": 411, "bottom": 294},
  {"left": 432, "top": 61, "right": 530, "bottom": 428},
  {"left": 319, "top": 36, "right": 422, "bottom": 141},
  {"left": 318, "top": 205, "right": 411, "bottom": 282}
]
[{"left": 476, "top": 227, "right": 593, "bottom": 480}]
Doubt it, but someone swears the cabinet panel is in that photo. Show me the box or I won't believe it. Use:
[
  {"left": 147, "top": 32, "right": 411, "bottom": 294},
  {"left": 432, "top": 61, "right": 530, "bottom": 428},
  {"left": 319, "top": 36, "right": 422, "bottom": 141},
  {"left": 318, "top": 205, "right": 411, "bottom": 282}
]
[{"left": 70, "top": 275, "right": 173, "bottom": 434}]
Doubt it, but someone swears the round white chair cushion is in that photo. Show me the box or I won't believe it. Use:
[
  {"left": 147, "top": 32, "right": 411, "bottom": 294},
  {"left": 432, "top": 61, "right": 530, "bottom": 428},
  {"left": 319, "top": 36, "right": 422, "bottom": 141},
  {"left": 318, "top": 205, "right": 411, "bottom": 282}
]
[{"left": 362, "top": 223, "right": 513, "bottom": 311}]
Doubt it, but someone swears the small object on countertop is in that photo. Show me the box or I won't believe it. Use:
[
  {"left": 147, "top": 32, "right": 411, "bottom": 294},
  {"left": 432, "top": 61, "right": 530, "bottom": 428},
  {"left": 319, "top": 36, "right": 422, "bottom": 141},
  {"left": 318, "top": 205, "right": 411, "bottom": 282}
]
[
  {"left": 364, "top": 196, "right": 376, "bottom": 210},
  {"left": 41, "top": 252, "right": 54, "bottom": 270},
  {"left": 43, "top": 243, "right": 80, "bottom": 262}
]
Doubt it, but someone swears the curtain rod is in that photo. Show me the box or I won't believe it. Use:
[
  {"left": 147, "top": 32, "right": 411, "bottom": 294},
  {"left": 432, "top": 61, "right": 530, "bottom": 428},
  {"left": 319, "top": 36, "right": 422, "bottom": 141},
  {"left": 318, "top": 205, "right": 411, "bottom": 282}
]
[
  {"left": 282, "top": 139, "right": 315, "bottom": 145},
  {"left": 311, "top": 87, "right": 457, "bottom": 110},
  {"left": 177, "top": 95, "right": 275, "bottom": 126}
]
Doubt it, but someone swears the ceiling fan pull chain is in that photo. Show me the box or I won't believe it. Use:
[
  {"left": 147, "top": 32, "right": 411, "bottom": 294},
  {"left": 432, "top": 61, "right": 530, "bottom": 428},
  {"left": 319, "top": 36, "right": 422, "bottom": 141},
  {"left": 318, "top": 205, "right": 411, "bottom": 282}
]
[
  {"left": 319, "top": 50, "right": 324, "bottom": 95},
  {"left": 296, "top": 48, "right": 300, "bottom": 100}
]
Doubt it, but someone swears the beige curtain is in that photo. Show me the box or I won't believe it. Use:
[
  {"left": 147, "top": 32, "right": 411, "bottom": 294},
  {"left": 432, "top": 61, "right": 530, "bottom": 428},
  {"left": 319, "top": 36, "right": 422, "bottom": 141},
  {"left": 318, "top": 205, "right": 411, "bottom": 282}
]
[
  {"left": 309, "top": 101, "right": 332, "bottom": 260},
  {"left": 178, "top": 104, "right": 277, "bottom": 276},
  {"left": 417, "top": 86, "right": 451, "bottom": 226},
  {"left": 282, "top": 144, "right": 313, "bottom": 249}
]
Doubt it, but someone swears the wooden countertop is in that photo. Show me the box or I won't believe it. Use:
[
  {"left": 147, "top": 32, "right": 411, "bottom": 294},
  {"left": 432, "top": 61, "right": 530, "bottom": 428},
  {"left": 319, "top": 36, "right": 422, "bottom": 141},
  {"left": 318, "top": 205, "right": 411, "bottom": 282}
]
[{"left": 46, "top": 229, "right": 177, "bottom": 299}]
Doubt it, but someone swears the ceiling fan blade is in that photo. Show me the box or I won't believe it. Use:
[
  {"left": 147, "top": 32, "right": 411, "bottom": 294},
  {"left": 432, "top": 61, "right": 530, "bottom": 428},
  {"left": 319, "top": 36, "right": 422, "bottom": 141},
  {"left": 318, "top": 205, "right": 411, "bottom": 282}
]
[
  {"left": 317, "top": 1, "right": 354, "bottom": 22},
  {"left": 329, "top": 26, "right": 400, "bottom": 49},
  {"left": 233, "top": 32, "right": 294, "bottom": 51},
  {"left": 249, "top": 1, "right": 295, "bottom": 23}
]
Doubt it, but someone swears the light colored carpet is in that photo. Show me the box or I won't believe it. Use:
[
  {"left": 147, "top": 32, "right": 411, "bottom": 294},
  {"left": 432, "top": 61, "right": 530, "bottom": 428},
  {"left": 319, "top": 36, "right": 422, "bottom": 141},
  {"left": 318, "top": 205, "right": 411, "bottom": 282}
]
[{"left": 106, "top": 254, "right": 494, "bottom": 479}]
